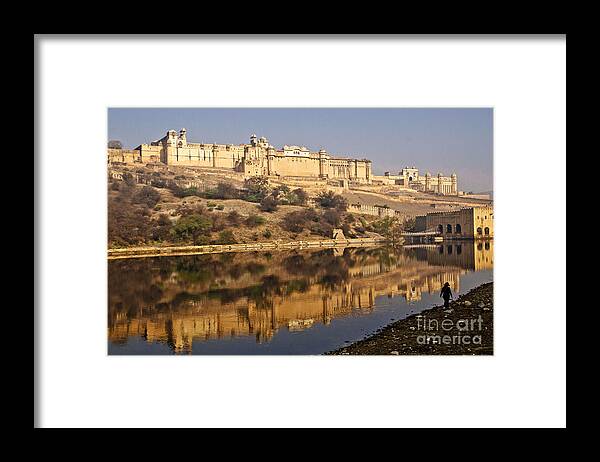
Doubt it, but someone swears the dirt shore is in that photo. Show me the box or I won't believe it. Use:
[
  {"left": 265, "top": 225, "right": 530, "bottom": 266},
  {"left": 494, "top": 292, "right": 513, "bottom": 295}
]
[{"left": 326, "top": 282, "right": 493, "bottom": 355}]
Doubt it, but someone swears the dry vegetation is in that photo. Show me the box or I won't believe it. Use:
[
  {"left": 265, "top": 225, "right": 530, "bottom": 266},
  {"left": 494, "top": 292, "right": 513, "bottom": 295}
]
[
  {"left": 107, "top": 167, "right": 408, "bottom": 249},
  {"left": 109, "top": 164, "right": 477, "bottom": 248}
]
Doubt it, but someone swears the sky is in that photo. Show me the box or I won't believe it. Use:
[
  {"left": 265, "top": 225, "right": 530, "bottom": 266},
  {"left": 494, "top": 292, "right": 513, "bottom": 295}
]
[{"left": 108, "top": 108, "right": 493, "bottom": 193}]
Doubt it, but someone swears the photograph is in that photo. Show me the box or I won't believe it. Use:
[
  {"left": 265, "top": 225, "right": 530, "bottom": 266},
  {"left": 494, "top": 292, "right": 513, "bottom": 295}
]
[
  {"left": 35, "top": 35, "right": 565, "bottom": 429},
  {"left": 107, "top": 108, "right": 494, "bottom": 355}
]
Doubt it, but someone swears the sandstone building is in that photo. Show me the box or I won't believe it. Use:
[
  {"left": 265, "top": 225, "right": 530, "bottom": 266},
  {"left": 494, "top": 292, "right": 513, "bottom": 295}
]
[
  {"left": 108, "top": 129, "right": 373, "bottom": 184},
  {"left": 415, "top": 206, "right": 494, "bottom": 239},
  {"left": 383, "top": 167, "right": 458, "bottom": 195}
]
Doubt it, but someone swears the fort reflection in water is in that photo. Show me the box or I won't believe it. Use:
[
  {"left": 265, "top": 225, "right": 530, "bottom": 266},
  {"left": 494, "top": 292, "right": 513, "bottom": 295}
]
[{"left": 108, "top": 241, "right": 493, "bottom": 354}]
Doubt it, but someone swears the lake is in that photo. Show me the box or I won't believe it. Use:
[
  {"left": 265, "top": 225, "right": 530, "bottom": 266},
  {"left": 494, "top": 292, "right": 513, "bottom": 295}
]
[{"left": 108, "top": 241, "right": 493, "bottom": 355}]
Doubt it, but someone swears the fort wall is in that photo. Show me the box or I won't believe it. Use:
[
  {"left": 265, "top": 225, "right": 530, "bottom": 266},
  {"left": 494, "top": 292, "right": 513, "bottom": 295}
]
[{"left": 109, "top": 129, "right": 378, "bottom": 185}]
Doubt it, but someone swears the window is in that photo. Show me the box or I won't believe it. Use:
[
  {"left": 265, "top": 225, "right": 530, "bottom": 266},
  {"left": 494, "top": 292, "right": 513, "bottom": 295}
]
[
  {"left": 455, "top": 224, "right": 462, "bottom": 234},
  {"left": 477, "top": 227, "right": 483, "bottom": 235},
  {"left": 446, "top": 224, "right": 452, "bottom": 233},
  {"left": 484, "top": 227, "right": 490, "bottom": 235}
]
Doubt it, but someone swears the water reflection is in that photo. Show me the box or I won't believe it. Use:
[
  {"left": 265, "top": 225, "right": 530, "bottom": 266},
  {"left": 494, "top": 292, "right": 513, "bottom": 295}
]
[{"left": 108, "top": 241, "right": 493, "bottom": 354}]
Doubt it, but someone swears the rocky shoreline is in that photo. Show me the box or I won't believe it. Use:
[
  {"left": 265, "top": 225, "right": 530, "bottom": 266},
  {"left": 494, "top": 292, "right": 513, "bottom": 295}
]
[{"left": 326, "top": 282, "right": 493, "bottom": 355}]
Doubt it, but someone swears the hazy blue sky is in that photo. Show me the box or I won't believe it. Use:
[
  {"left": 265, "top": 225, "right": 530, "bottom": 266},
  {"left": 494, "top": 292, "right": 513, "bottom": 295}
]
[{"left": 108, "top": 108, "right": 493, "bottom": 192}]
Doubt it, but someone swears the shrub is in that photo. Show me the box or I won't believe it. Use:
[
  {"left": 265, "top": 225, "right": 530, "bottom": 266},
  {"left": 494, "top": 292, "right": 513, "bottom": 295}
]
[
  {"left": 150, "top": 214, "right": 172, "bottom": 241},
  {"left": 215, "top": 230, "right": 237, "bottom": 245},
  {"left": 290, "top": 188, "right": 309, "bottom": 206},
  {"left": 108, "top": 199, "right": 152, "bottom": 246},
  {"left": 216, "top": 204, "right": 224, "bottom": 211},
  {"left": 402, "top": 217, "right": 416, "bottom": 232},
  {"left": 212, "top": 182, "right": 239, "bottom": 200},
  {"left": 121, "top": 172, "right": 136, "bottom": 187},
  {"left": 243, "top": 177, "right": 270, "bottom": 201},
  {"left": 207, "top": 202, "right": 217, "bottom": 208},
  {"left": 226, "top": 210, "right": 242, "bottom": 225},
  {"left": 315, "top": 191, "right": 348, "bottom": 211},
  {"left": 323, "top": 209, "right": 342, "bottom": 227},
  {"left": 210, "top": 214, "right": 227, "bottom": 232},
  {"left": 156, "top": 214, "right": 171, "bottom": 226},
  {"left": 272, "top": 185, "right": 290, "bottom": 201},
  {"left": 310, "top": 221, "right": 334, "bottom": 238},
  {"left": 259, "top": 195, "right": 279, "bottom": 212},
  {"left": 262, "top": 229, "right": 272, "bottom": 239},
  {"left": 171, "top": 185, "right": 202, "bottom": 198},
  {"left": 371, "top": 216, "right": 403, "bottom": 243},
  {"left": 133, "top": 185, "right": 161, "bottom": 208},
  {"left": 281, "top": 208, "right": 319, "bottom": 233},
  {"left": 150, "top": 179, "right": 167, "bottom": 188},
  {"left": 171, "top": 214, "right": 212, "bottom": 243},
  {"left": 174, "top": 203, "right": 206, "bottom": 218},
  {"left": 245, "top": 214, "right": 266, "bottom": 228}
]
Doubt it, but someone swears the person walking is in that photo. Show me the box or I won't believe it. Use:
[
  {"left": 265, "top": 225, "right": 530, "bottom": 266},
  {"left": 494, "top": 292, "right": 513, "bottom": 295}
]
[{"left": 440, "top": 282, "right": 453, "bottom": 309}]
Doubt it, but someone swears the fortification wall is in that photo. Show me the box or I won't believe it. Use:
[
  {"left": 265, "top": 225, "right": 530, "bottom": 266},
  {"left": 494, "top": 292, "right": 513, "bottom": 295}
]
[
  {"left": 269, "top": 155, "right": 321, "bottom": 177},
  {"left": 347, "top": 203, "right": 401, "bottom": 218},
  {"left": 108, "top": 148, "right": 141, "bottom": 164}
]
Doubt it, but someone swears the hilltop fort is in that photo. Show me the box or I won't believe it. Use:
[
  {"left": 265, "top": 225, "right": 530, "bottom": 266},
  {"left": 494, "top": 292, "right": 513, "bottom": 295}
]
[{"left": 108, "top": 128, "right": 458, "bottom": 195}]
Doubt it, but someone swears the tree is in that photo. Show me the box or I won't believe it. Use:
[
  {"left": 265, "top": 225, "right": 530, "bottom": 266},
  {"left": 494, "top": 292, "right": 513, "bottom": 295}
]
[
  {"left": 171, "top": 214, "right": 213, "bottom": 244},
  {"left": 108, "top": 140, "right": 123, "bottom": 149},
  {"left": 402, "top": 217, "right": 416, "bottom": 232},
  {"left": 315, "top": 191, "right": 348, "bottom": 211},
  {"left": 243, "top": 176, "right": 271, "bottom": 202},
  {"left": 372, "top": 216, "right": 403, "bottom": 245}
]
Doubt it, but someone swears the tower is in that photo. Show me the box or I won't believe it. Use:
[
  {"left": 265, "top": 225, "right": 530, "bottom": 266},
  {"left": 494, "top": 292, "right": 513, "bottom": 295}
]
[
  {"left": 425, "top": 172, "right": 431, "bottom": 191},
  {"left": 164, "top": 129, "right": 178, "bottom": 164},
  {"left": 258, "top": 136, "right": 269, "bottom": 148},
  {"left": 250, "top": 134, "right": 257, "bottom": 147},
  {"left": 318, "top": 149, "right": 329, "bottom": 178},
  {"left": 178, "top": 128, "right": 187, "bottom": 146},
  {"left": 451, "top": 173, "right": 458, "bottom": 195},
  {"left": 437, "top": 173, "right": 443, "bottom": 194},
  {"left": 266, "top": 145, "right": 275, "bottom": 175},
  {"left": 166, "top": 129, "right": 177, "bottom": 147}
]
